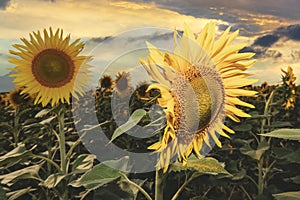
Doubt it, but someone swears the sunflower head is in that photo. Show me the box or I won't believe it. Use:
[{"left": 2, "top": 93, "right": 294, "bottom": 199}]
[
  {"left": 281, "top": 66, "right": 297, "bottom": 110},
  {"left": 8, "top": 88, "right": 31, "bottom": 109},
  {"left": 0, "top": 93, "right": 9, "bottom": 108},
  {"left": 114, "top": 71, "right": 132, "bottom": 97},
  {"left": 99, "top": 75, "right": 113, "bottom": 90},
  {"left": 141, "top": 22, "right": 257, "bottom": 171},
  {"left": 8, "top": 27, "right": 92, "bottom": 107},
  {"left": 135, "top": 81, "right": 150, "bottom": 99},
  {"left": 281, "top": 66, "right": 296, "bottom": 87}
]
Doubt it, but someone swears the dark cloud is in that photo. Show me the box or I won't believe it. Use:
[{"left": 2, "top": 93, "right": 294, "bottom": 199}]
[
  {"left": 127, "top": 0, "right": 300, "bottom": 20},
  {"left": 275, "top": 24, "right": 300, "bottom": 41},
  {"left": 0, "top": 73, "right": 14, "bottom": 93},
  {"left": 0, "top": 0, "right": 10, "bottom": 9},
  {"left": 252, "top": 24, "right": 300, "bottom": 49},
  {"left": 240, "top": 46, "right": 282, "bottom": 59},
  {"left": 89, "top": 36, "right": 112, "bottom": 43},
  {"left": 218, "top": 24, "right": 239, "bottom": 32},
  {"left": 123, "top": 0, "right": 300, "bottom": 37},
  {"left": 253, "top": 34, "right": 280, "bottom": 47},
  {"left": 127, "top": 31, "right": 173, "bottom": 43}
]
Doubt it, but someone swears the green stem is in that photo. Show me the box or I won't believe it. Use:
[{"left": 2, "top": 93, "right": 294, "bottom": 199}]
[
  {"left": 123, "top": 176, "right": 152, "bottom": 200},
  {"left": 58, "top": 106, "right": 67, "bottom": 174},
  {"left": 239, "top": 185, "right": 253, "bottom": 200},
  {"left": 57, "top": 105, "right": 68, "bottom": 200},
  {"left": 34, "top": 155, "right": 62, "bottom": 172},
  {"left": 155, "top": 168, "right": 164, "bottom": 200},
  {"left": 257, "top": 158, "right": 264, "bottom": 195},
  {"left": 171, "top": 173, "right": 201, "bottom": 200},
  {"left": 257, "top": 89, "right": 277, "bottom": 196}
]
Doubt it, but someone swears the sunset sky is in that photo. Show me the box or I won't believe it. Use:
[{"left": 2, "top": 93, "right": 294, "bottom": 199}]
[{"left": 1, "top": 0, "right": 300, "bottom": 91}]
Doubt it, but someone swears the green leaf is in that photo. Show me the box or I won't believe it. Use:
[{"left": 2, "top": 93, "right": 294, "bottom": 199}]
[
  {"left": 6, "top": 187, "right": 36, "bottom": 200},
  {"left": 282, "top": 149, "right": 300, "bottom": 164},
  {"left": 0, "top": 144, "right": 33, "bottom": 167},
  {"left": 110, "top": 109, "right": 147, "bottom": 142},
  {"left": 266, "top": 122, "right": 293, "bottom": 128},
  {"left": 69, "top": 157, "right": 129, "bottom": 190},
  {"left": 0, "top": 165, "right": 41, "bottom": 186},
  {"left": 170, "top": 157, "right": 230, "bottom": 175},
  {"left": 71, "top": 154, "right": 95, "bottom": 173},
  {"left": 234, "top": 124, "right": 252, "bottom": 132},
  {"left": 41, "top": 173, "right": 66, "bottom": 189},
  {"left": 0, "top": 123, "right": 13, "bottom": 132},
  {"left": 284, "top": 176, "right": 300, "bottom": 184},
  {"left": 240, "top": 140, "right": 269, "bottom": 160},
  {"left": 260, "top": 129, "right": 300, "bottom": 141},
  {"left": 0, "top": 186, "right": 7, "bottom": 200},
  {"left": 39, "top": 116, "right": 56, "bottom": 125},
  {"left": 273, "top": 191, "right": 300, "bottom": 200},
  {"left": 35, "top": 108, "right": 52, "bottom": 118}
]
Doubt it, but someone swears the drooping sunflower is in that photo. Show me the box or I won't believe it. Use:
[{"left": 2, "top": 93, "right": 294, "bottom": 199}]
[
  {"left": 8, "top": 28, "right": 92, "bottom": 107},
  {"left": 281, "top": 66, "right": 296, "bottom": 110},
  {"left": 99, "top": 75, "right": 114, "bottom": 90},
  {"left": 114, "top": 71, "right": 132, "bottom": 97},
  {"left": 140, "top": 22, "right": 258, "bottom": 171},
  {"left": 7, "top": 88, "right": 31, "bottom": 109},
  {"left": 135, "top": 81, "right": 150, "bottom": 99}
]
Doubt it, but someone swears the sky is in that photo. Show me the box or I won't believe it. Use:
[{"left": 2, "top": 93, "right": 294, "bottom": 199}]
[{"left": 1, "top": 0, "right": 300, "bottom": 92}]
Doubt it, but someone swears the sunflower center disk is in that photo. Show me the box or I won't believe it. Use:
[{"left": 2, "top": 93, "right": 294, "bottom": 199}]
[
  {"left": 32, "top": 49, "right": 75, "bottom": 88},
  {"left": 173, "top": 68, "right": 225, "bottom": 145},
  {"left": 174, "top": 76, "right": 212, "bottom": 134}
]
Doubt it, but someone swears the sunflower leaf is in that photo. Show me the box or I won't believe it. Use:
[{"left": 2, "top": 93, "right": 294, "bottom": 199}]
[
  {"left": 273, "top": 191, "right": 300, "bottom": 200},
  {"left": 41, "top": 173, "right": 66, "bottom": 189},
  {"left": 0, "top": 144, "right": 33, "bottom": 167},
  {"left": 0, "top": 165, "right": 41, "bottom": 186},
  {"left": 35, "top": 108, "right": 52, "bottom": 118},
  {"left": 109, "top": 109, "right": 147, "bottom": 143},
  {"left": 170, "top": 157, "right": 230, "bottom": 175},
  {"left": 259, "top": 129, "right": 300, "bottom": 141},
  {"left": 6, "top": 187, "right": 36, "bottom": 200},
  {"left": 69, "top": 157, "right": 130, "bottom": 190},
  {"left": 240, "top": 140, "right": 269, "bottom": 160}
]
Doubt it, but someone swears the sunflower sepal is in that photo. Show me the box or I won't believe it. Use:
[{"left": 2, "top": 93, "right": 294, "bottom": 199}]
[{"left": 169, "top": 156, "right": 230, "bottom": 175}]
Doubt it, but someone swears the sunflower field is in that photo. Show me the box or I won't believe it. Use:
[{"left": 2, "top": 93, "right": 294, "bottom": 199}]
[{"left": 0, "top": 23, "right": 299, "bottom": 200}]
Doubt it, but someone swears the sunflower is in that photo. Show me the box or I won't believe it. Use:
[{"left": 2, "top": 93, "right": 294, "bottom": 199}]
[
  {"left": 7, "top": 88, "right": 31, "bottom": 109},
  {"left": 114, "top": 71, "right": 132, "bottom": 97},
  {"left": 140, "top": 22, "right": 257, "bottom": 171},
  {"left": 281, "top": 66, "right": 296, "bottom": 110},
  {"left": 135, "top": 81, "right": 150, "bottom": 99},
  {"left": 8, "top": 28, "right": 92, "bottom": 107},
  {"left": 99, "top": 75, "right": 113, "bottom": 90}
]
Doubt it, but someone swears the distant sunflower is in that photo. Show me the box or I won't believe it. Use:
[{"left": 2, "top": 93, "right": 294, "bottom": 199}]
[
  {"left": 140, "top": 22, "right": 257, "bottom": 171},
  {"left": 114, "top": 72, "right": 132, "bottom": 97},
  {"left": 135, "top": 82, "right": 150, "bottom": 99},
  {"left": 8, "top": 88, "right": 31, "bottom": 109},
  {"left": 100, "top": 75, "right": 113, "bottom": 90},
  {"left": 281, "top": 66, "right": 296, "bottom": 110},
  {"left": 8, "top": 28, "right": 92, "bottom": 107}
]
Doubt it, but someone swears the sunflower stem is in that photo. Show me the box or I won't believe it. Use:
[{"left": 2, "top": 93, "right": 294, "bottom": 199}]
[
  {"left": 57, "top": 104, "right": 68, "bottom": 199},
  {"left": 155, "top": 168, "right": 164, "bottom": 200}
]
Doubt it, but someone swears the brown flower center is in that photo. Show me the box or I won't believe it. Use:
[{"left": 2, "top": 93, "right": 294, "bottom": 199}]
[{"left": 32, "top": 49, "right": 75, "bottom": 88}]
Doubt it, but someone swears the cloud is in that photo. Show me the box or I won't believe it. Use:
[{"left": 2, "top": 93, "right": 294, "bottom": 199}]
[
  {"left": 275, "top": 24, "right": 300, "bottom": 41},
  {"left": 0, "top": 73, "right": 14, "bottom": 93},
  {"left": 0, "top": 0, "right": 227, "bottom": 39},
  {"left": 240, "top": 24, "right": 300, "bottom": 59},
  {"left": 124, "top": 0, "right": 300, "bottom": 37},
  {"left": 253, "top": 34, "right": 280, "bottom": 47},
  {"left": 0, "top": 0, "right": 10, "bottom": 9}
]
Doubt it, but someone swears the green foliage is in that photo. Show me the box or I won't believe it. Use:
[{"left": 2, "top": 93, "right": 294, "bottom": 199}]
[
  {"left": 260, "top": 129, "right": 300, "bottom": 141},
  {"left": 0, "top": 81, "right": 299, "bottom": 199},
  {"left": 170, "top": 156, "right": 230, "bottom": 175}
]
